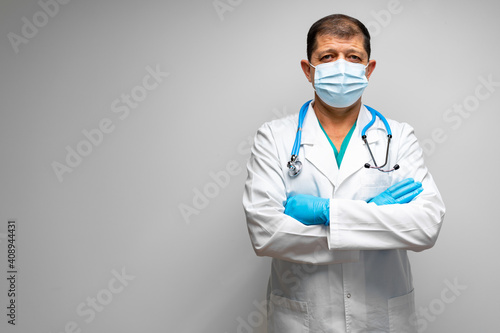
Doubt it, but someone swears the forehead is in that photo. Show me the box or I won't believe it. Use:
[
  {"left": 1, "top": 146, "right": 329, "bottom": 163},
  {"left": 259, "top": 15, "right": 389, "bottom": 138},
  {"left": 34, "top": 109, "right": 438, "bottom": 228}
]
[{"left": 313, "top": 34, "right": 366, "bottom": 55}]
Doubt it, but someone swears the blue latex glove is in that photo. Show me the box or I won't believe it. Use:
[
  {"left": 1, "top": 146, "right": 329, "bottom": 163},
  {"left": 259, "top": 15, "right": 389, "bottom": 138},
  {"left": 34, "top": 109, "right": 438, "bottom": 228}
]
[
  {"left": 368, "top": 178, "right": 423, "bottom": 205},
  {"left": 284, "top": 194, "right": 330, "bottom": 226}
]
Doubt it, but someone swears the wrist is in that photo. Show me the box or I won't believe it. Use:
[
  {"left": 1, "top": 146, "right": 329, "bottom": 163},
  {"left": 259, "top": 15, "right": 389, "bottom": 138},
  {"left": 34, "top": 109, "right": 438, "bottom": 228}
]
[{"left": 323, "top": 199, "right": 330, "bottom": 226}]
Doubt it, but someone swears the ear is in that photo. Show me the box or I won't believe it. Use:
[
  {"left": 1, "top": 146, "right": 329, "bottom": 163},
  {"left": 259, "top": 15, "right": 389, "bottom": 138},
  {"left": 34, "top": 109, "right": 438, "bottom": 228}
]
[
  {"left": 365, "top": 59, "right": 376, "bottom": 80},
  {"left": 300, "top": 59, "right": 313, "bottom": 83}
]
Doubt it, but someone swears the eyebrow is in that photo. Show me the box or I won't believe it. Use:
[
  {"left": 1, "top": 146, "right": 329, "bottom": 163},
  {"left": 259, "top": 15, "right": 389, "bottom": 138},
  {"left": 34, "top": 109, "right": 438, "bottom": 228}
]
[{"left": 317, "top": 47, "right": 364, "bottom": 57}]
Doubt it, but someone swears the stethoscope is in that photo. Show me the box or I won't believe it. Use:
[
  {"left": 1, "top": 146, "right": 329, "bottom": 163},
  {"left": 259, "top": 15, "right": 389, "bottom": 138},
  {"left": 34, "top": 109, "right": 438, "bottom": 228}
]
[{"left": 287, "top": 100, "right": 400, "bottom": 177}]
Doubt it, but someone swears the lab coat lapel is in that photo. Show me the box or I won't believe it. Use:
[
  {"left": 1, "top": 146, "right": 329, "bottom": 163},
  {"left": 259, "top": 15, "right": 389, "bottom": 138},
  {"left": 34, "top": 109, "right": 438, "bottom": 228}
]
[
  {"left": 337, "top": 106, "right": 384, "bottom": 185},
  {"left": 301, "top": 104, "right": 339, "bottom": 187}
]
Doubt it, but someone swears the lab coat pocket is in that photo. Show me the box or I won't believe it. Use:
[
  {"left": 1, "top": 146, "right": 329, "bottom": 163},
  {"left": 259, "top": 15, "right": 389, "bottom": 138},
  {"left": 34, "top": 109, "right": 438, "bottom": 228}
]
[
  {"left": 388, "top": 289, "right": 417, "bottom": 333},
  {"left": 268, "top": 293, "right": 310, "bottom": 333}
]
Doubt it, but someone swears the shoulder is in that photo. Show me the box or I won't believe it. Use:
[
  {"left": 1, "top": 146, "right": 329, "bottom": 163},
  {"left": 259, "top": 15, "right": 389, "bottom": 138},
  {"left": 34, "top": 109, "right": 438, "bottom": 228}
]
[
  {"left": 382, "top": 116, "right": 420, "bottom": 155},
  {"left": 254, "top": 113, "right": 299, "bottom": 142},
  {"left": 389, "top": 119, "right": 416, "bottom": 139},
  {"left": 364, "top": 104, "right": 418, "bottom": 145},
  {"left": 375, "top": 110, "right": 415, "bottom": 139},
  {"left": 388, "top": 119, "right": 413, "bottom": 134}
]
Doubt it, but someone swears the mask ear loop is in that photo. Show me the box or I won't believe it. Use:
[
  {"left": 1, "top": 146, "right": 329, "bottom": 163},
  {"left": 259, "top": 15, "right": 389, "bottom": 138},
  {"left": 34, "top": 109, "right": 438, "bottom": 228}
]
[{"left": 309, "top": 63, "right": 317, "bottom": 93}]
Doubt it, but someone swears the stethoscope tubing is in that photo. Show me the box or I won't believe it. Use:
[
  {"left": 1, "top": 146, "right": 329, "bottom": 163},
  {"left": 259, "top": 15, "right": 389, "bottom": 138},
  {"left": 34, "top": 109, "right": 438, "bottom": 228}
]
[
  {"left": 362, "top": 105, "right": 392, "bottom": 137},
  {"left": 290, "top": 100, "right": 310, "bottom": 158},
  {"left": 288, "top": 100, "right": 398, "bottom": 176}
]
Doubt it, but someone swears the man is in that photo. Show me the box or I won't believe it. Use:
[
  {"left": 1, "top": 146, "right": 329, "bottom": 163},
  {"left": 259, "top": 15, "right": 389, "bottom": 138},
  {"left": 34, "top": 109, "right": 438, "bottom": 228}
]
[{"left": 242, "top": 14, "right": 445, "bottom": 332}]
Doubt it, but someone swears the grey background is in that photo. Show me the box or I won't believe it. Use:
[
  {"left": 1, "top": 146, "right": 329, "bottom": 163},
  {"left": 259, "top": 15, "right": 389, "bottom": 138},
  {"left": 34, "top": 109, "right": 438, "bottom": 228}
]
[{"left": 0, "top": 0, "right": 499, "bottom": 332}]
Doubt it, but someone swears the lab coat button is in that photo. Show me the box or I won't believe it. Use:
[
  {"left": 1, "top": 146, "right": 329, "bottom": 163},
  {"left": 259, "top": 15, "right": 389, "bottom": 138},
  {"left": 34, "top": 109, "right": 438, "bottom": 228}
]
[{"left": 346, "top": 293, "right": 351, "bottom": 298}]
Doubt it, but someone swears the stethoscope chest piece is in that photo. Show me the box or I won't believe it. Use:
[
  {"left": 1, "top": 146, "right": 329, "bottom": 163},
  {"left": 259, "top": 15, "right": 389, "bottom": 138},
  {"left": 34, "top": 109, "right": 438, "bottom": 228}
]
[{"left": 287, "top": 155, "right": 302, "bottom": 177}]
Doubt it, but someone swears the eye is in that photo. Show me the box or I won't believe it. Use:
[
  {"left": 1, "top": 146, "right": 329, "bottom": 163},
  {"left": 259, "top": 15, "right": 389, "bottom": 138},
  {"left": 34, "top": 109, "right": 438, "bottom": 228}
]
[
  {"left": 348, "top": 55, "right": 362, "bottom": 62},
  {"left": 321, "top": 54, "right": 333, "bottom": 62}
]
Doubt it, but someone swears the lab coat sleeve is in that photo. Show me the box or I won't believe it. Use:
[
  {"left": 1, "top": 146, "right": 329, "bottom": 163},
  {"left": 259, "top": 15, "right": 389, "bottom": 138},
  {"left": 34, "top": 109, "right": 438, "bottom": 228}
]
[
  {"left": 329, "top": 123, "right": 446, "bottom": 252},
  {"left": 243, "top": 123, "right": 357, "bottom": 264}
]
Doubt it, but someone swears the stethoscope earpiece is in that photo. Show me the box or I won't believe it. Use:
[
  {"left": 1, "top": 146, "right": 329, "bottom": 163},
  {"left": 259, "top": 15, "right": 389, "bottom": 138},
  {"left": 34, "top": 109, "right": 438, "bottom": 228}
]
[{"left": 365, "top": 162, "right": 399, "bottom": 172}]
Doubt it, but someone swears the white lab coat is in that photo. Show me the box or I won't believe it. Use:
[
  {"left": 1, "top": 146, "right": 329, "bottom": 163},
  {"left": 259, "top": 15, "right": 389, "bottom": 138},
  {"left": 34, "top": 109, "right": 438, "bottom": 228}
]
[{"left": 243, "top": 102, "right": 445, "bottom": 333}]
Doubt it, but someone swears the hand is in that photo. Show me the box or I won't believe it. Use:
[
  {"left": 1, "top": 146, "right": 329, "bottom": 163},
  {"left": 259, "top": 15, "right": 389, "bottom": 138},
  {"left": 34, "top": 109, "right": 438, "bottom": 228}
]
[
  {"left": 368, "top": 178, "right": 423, "bottom": 206},
  {"left": 284, "top": 194, "right": 330, "bottom": 226}
]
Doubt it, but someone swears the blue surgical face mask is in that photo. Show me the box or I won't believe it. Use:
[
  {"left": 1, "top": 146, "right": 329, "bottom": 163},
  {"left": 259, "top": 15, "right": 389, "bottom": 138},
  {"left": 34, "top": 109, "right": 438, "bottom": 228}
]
[{"left": 310, "top": 59, "right": 369, "bottom": 108}]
